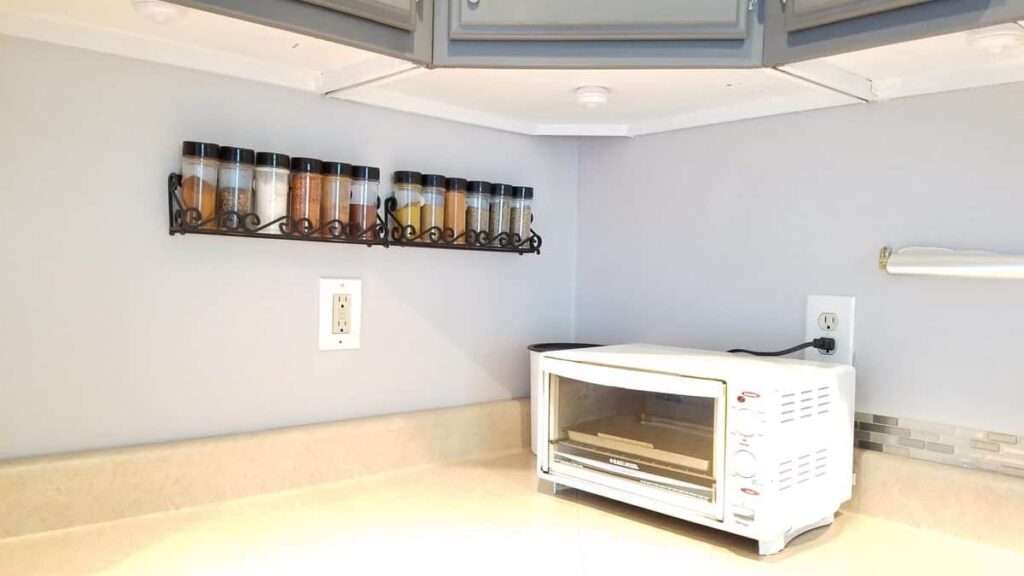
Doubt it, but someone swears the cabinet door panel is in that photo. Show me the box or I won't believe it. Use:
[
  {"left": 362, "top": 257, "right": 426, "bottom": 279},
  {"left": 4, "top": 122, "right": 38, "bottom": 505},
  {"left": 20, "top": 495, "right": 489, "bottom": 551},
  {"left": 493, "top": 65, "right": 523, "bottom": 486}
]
[
  {"left": 301, "top": 0, "right": 417, "bottom": 32},
  {"left": 170, "top": 0, "right": 432, "bottom": 64},
  {"left": 450, "top": 0, "right": 750, "bottom": 41},
  {"left": 435, "top": 0, "right": 763, "bottom": 68},
  {"left": 764, "top": 0, "right": 1024, "bottom": 65},
  {"left": 784, "top": 0, "right": 936, "bottom": 32}
]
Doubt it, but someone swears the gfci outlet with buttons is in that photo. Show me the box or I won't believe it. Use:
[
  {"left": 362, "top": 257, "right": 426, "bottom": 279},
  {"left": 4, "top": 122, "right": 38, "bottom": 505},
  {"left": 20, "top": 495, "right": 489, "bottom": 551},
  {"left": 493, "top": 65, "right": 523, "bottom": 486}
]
[
  {"left": 805, "top": 295, "right": 855, "bottom": 365},
  {"left": 319, "top": 278, "right": 361, "bottom": 350}
]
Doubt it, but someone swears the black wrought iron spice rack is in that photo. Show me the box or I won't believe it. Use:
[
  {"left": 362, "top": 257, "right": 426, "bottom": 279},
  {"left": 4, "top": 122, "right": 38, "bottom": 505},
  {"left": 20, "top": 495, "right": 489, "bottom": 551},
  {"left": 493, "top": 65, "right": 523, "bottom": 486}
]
[
  {"left": 167, "top": 173, "right": 542, "bottom": 255},
  {"left": 382, "top": 197, "right": 541, "bottom": 254}
]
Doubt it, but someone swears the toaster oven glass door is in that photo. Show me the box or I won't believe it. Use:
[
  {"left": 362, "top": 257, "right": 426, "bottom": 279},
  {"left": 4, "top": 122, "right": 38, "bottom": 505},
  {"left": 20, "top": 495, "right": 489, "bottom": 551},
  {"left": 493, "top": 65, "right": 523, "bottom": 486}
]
[{"left": 541, "top": 359, "right": 726, "bottom": 521}]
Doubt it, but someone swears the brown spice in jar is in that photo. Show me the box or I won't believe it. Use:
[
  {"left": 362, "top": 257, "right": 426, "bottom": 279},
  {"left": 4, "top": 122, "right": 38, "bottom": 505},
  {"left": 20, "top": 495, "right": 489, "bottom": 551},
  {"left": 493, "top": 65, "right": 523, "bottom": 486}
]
[
  {"left": 443, "top": 191, "right": 467, "bottom": 243},
  {"left": 218, "top": 185, "right": 252, "bottom": 230},
  {"left": 290, "top": 172, "right": 322, "bottom": 232},
  {"left": 181, "top": 175, "right": 217, "bottom": 229},
  {"left": 349, "top": 203, "right": 378, "bottom": 240},
  {"left": 510, "top": 205, "right": 532, "bottom": 244}
]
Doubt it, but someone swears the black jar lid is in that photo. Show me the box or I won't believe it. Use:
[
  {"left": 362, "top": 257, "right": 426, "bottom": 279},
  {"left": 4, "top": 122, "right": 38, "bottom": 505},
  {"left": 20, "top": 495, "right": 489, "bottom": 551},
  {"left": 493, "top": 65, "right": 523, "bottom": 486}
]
[
  {"left": 467, "top": 180, "right": 490, "bottom": 194},
  {"left": 446, "top": 177, "right": 467, "bottom": 191},
  {"left": 291, "top": 157, "right": 323, "bottom": 173},
  {"left": 513, "top": 186, "right": 534, "bottom": 199},
  {"left": 393, "top": 170, "right": 422, "bottom": 184},
  {"left": 422, "top": 174, "right": 446, "bottom": 188},
  {"left": 491, "top": 183, "right": 514, "bottom": 197},
  {"left": 353, "top": 165, "right": 380, "bottom": 181},
  {"left": 323, "top": 162, "right": 353, "bottom": 177},
  {"left": 219, "top": 146, "right": 256, "bottom": 164},
  {"left": 256, "top": 152, "right": 290, "bottom": 168},
  {"left": 182, "top": 141, "right": 219, "bottom": 159}
]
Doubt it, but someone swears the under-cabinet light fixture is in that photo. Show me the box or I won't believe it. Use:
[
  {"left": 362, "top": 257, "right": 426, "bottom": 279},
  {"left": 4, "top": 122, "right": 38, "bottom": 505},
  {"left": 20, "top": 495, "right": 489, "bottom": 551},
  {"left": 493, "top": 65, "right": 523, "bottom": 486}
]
[
  {"left": 575, "top": 86, "right": 610, "bottom": 109},
  {"left": 966, "top": 26, "right": 1024, "bottom": 54},
  {"left": 131, "top": 0, "right": 187, "bottom": 24},
  {"left": 879, "top": 246, "right": 1024, "bottom": 279}
]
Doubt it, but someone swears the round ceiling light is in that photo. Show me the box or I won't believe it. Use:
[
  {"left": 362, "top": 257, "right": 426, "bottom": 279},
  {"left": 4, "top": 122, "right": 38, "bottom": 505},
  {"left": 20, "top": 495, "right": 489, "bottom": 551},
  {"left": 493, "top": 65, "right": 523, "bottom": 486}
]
[
  {"left": 131, "top": 0, "right": 188, "bottom": 24},
  {"left": 575, "top": 86, "right": 610, "bottom": 110},
  {"left": 967, "top": 27, "right": 1024, "bottom": 54}
]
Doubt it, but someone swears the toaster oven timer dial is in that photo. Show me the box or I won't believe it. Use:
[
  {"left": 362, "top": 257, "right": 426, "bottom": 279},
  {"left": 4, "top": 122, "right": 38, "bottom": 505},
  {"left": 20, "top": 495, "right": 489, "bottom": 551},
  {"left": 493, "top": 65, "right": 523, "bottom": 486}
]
[
  {"left": 733, "top": 408, "right": 761, "bottom": 437},
  {"left": 732, "top": 450, "right": 758, "bottom": 478}
]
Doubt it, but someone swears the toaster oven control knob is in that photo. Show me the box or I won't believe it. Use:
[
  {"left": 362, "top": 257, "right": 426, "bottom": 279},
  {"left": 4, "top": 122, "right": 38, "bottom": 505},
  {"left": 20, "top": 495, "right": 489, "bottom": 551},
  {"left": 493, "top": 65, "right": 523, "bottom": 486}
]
[
  {"left": 733, "top": 450, "right": 758, "bottom": 478},
  {"left": 734, "top": 408, "right": 760, "bottom": 436}
]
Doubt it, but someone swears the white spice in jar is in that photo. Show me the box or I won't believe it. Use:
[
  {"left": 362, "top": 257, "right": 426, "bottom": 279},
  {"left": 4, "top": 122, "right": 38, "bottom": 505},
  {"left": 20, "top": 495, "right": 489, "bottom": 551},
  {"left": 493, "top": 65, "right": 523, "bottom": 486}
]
[{"left": 254, "top": 153, "right": 290, "bottom": 234}]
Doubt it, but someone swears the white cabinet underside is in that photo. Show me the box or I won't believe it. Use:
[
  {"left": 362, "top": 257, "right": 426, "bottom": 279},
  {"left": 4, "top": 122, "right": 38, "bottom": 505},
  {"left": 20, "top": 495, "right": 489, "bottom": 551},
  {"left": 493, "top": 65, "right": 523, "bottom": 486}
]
[{"left": 2, "top": 0, "right": 1023, "bottom": 137}]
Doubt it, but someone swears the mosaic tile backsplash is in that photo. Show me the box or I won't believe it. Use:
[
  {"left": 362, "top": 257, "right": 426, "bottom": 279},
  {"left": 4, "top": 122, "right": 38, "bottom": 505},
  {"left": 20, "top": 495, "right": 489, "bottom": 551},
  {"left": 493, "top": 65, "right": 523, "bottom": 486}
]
[{"left": 855, "top": 412, "right": 1024, "bottom": 478}]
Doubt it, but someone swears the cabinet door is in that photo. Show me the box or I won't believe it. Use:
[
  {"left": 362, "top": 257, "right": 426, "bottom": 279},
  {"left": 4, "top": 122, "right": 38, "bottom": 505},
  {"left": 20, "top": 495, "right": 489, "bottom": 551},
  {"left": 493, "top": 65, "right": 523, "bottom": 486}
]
[
  {"left": 435, "top": 0, "right": 764, "bottom": 68},
  {"left": 783, "top": 0, "right": 935, "bottom": 32},
  {"left": 450, "top": 0, "right": 750, "bottom": 41},
  {"left": 301, "top": 0, "right": 417, "bottom": 32},
  {"left": 170, "top": 0, "right": 432, "bottom": 64},
  {"left": 765, "top": 0, "right": 1024, "bottom": 65}
]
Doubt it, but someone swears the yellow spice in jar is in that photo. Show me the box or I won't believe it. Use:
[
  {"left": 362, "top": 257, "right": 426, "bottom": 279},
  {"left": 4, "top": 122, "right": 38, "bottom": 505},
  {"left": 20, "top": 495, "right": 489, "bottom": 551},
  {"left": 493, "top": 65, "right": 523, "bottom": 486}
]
[
  {"left": 420, "top": 205, "right": 445, "bottom": 242},
  {"left": 395, "top": 204, "right": 421, "bottom": 240}
]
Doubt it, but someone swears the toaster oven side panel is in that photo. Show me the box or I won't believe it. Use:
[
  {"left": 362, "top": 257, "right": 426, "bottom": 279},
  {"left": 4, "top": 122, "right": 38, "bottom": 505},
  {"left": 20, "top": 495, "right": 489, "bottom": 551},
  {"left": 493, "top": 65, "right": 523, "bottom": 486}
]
[{"left": 757, "top": 366, "right": 855, "bottom": 533}]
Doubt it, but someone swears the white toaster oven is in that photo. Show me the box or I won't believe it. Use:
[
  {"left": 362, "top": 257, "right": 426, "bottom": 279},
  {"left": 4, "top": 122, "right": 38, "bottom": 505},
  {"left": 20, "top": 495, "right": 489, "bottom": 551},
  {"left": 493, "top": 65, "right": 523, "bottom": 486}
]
[{"left": 536, "top": 344, "right": 855, "bottom": 555}]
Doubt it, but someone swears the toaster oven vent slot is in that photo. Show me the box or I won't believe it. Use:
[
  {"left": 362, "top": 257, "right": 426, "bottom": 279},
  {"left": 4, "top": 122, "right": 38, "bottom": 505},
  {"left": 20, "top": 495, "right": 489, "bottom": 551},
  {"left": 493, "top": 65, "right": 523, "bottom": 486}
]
[
  {"left": 778, "top": 449, "right": 828, "bottom": 491},
  {"left": 780, "top": 388, "right": 831, "bottom": 424},
  {"left": 814, "top": 448, "right": 828, "bottom": 478}
]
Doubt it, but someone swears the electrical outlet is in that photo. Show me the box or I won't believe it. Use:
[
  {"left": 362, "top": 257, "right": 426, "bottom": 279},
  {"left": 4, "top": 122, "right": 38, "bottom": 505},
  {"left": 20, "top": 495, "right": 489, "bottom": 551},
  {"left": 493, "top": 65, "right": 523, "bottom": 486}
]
[
  {"left": 332, "top": 293, "right": 352, "bottom": 334},
  {"left": 319, "top": 279, "right": 361, "bottom": 350},
  {"left": 818, "top": 312, "right": 838, "bottom": 331},
  {"left": 805, "top": 295, "right": 855, "bottom": 365}
]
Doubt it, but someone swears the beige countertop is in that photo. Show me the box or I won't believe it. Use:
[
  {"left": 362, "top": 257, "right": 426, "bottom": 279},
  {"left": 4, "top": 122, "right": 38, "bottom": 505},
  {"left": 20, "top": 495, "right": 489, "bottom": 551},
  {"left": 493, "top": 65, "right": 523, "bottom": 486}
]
[{"left": 2, "top": 450, "right": 1020, "bottom": 576}]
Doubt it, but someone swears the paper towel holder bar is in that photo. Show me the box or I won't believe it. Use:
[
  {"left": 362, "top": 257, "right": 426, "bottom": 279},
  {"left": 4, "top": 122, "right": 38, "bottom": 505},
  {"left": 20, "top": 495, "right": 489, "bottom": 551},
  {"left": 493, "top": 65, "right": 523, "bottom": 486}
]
[{"left": 879, "top": 245, "right": 1024, "bottom": 279}]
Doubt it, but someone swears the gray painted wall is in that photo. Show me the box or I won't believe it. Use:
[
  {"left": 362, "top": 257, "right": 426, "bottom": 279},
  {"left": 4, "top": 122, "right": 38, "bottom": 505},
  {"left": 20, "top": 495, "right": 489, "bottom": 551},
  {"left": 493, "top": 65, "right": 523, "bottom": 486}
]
[
  {"left": 575, "top": 82, "right": 1024, "bottom": 434},
  {"left": 0, "top": 36, "right": 577, "bottom": 459},
  {"left": 5, "top": 33, "right": 1023, "bottom": 460}
]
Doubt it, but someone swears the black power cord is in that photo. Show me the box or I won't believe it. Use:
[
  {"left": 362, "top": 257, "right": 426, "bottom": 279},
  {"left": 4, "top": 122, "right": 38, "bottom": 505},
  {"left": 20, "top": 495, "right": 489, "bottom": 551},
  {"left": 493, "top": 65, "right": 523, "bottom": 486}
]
[{"left": 728, "top": 337, "right": 836, "bottom": 357}]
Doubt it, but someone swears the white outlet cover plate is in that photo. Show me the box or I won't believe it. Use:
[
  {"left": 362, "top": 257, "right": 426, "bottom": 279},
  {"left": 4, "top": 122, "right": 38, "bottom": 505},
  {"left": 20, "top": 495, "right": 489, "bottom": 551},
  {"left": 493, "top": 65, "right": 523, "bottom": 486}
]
[
  {"left": 805, "top": 295, "right": 855, "bottom": 365},
  {"left": 319, "top": 278, "right": 362, "bottom": 350}
]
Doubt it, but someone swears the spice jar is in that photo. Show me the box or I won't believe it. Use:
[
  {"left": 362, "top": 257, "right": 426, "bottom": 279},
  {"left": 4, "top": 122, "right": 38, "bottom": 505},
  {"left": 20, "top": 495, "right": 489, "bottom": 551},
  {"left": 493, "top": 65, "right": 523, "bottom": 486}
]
[
  {"left": 289, "top": 158, "right": 323, "bottom": 234},
  {"left": 392, "top": 171, "right": 422, "bottom": 241},
  {"left": 216, "top": 146, "right": 255, "bottom": 230},
  {"left": 466, "top": 180, "right": 490, "bottom": 245},
  {"left": 180, "top": 141, "right": 219, "bottom": 229},
  {"left": 254, "top": 152, "right": 290, "bottom": 234},
  {"left": 321, "top": 162, "right": 352, "bottom": 238},
  {"left": 510, "top": 186, "right": 534, "bottom": 245},
  {"left": 444, "top": 178, "right": 467, "bottom": 244},
  {"left": 489, "top": 183, "right": 513, "bottom": 245},
  {"left": 349, "top": 165, "right": 380, "bottom": 240},
  {"left": 420, "top": 174, "right": 446, "bottom": 242}
]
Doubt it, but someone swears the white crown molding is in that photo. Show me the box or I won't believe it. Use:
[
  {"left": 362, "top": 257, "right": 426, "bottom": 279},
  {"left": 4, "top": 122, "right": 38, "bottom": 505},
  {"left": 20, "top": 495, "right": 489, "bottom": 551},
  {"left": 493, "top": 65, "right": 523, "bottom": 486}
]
[
  {"left": 777, "top": 60, "right": 878, "bottom": 102},
  {"left": 319, "top": 55, "right": 421, "bottom": 94},
  {"left": 329, "top": 84, "right": 542, "bottom": 135},
  {"left": 0, "top": 6, "right": 322, "bottom": 91}
]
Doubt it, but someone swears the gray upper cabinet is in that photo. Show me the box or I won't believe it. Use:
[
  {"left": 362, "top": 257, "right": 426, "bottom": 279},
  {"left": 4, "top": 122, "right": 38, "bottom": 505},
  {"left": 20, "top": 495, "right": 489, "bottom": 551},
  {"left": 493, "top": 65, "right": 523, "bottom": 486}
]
[
  {"left": 168, "top": 0, "right": 433, "bottom": 64},
  {"left": 782, "top": 0, "right": 936, "bottom": 32},
  {"left": 434, "top": 0, "right": 764, "bottom": 68},
  {"left": 764, "top": 0, "right": 1024, "bottom": 65},
  {"left": 301, "top": 0, "right": 418, "bottom": 32}
]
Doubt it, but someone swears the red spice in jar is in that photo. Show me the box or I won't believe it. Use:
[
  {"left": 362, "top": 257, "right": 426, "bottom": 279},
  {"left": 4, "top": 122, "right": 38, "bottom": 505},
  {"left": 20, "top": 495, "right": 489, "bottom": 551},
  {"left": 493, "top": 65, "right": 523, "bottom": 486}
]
[{"left": 289, "top": 158, "right": 323, "bottom": 234}]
